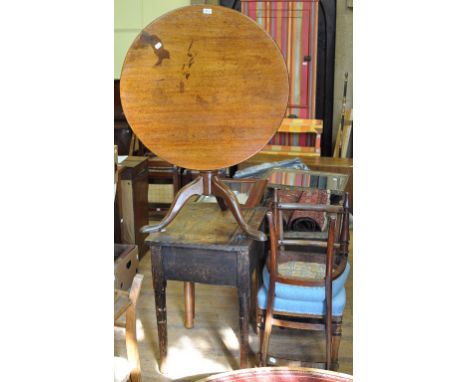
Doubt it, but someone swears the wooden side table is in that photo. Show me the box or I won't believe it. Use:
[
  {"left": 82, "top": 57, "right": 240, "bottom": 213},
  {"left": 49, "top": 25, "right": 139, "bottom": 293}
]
[{"left": 146, "top": 203, "right": 266, "bottom": 373}]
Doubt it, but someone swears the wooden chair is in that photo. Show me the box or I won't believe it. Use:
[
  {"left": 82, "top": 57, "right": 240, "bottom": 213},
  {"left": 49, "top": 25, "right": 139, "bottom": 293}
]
[
  {"left": 115, "top": 273, "right": 144, "bottom": 382},
  {"left": 115, "top": 149, "right": 144, "bottom": 382},
  {"left": 257, "top": 190, "right": 350, "bottom": 370}
]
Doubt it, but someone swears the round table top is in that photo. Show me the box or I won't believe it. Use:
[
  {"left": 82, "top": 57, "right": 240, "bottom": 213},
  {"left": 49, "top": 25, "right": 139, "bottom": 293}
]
[{"left": 120, "top": 5, "right": 289, "bottom": 170}]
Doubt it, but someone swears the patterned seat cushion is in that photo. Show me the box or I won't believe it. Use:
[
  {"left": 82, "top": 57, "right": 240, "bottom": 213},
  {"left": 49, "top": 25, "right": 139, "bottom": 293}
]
[{"left": 278, "top": 261, "right": 326, "bottom": 281}]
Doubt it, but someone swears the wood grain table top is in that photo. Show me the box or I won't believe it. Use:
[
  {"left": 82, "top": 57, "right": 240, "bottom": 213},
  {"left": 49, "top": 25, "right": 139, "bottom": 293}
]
[
  {"left": 120, "top": 5, "right": 289, "bottom": 171},
  {"left": 145, "top": 202, "right": 266, "bottom": 250}
]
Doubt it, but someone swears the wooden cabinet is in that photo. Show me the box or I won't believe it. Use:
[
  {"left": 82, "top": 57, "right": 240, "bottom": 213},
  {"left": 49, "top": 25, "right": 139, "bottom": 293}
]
[{"left": 116, "top": 156, "right": 149, "bottom": 258}]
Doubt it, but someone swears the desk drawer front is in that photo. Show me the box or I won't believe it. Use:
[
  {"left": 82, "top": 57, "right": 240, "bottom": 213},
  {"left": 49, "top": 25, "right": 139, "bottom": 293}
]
[{"left": 162, "top": 247, "right": 237, "bottom": 285}]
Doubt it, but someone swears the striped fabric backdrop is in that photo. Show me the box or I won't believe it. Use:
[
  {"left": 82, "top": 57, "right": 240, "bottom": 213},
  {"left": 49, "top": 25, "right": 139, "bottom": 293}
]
[
  {"left": 241, "top": 1, "right": 320, "bottom": 151},
  {"left": 241, "top": 0, "right": 319, "bottom": 119},
  {"left": 268, "top": 171, "right": 328, "bottom": 188},
  {"left": 269, "top": 132, "right": 316, "bottom": 146},
  {"left": 262, "top": 117, "right": 322, "bottom": 155}
]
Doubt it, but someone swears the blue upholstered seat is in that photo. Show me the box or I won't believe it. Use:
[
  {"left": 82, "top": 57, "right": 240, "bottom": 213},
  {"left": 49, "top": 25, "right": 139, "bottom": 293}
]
[{"left": 257, "top": 262, "right": 351, "bottom": 316}]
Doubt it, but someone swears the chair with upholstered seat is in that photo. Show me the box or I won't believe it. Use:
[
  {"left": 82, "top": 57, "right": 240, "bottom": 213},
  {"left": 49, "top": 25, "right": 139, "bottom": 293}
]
[{"left": 257, "top": 189, "right": 350, "bottom": 370}]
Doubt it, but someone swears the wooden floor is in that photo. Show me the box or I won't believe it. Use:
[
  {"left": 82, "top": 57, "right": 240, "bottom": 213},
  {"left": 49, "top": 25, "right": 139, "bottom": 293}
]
[{"left": 115, "top": 233, "right": 353, "bottom": 381}]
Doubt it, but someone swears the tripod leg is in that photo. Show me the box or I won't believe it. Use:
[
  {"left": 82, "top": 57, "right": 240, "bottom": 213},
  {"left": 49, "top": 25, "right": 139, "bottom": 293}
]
[
  {"left": 212, "top": 176, "right": 267, "bottom": 241},
  {"left": 140, "top": 175, "right": 204, "bottom": 234},
  {"left": 215, "top": 196, "right": 227, "bottom": 211}
]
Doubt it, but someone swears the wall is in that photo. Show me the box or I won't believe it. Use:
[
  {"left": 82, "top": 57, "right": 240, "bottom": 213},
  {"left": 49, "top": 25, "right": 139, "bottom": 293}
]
[
  {"left": 332, "top": 0, "right": 353, "bottom": 154},
  {"left": 114, "top": 0, "right": 190, "bottom": 79}
]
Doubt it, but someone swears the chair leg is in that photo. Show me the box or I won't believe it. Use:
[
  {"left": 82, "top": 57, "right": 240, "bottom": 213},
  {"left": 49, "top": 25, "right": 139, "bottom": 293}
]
[
  {"left": 256, "top": 308, "right": 265, "bottom": 363},
  {"left": 126, "top": 304, "right": 140, "bottom": 382},
  {"left": 325, "top": 312, "right": 332, "bottom": 369},
  {"left": 255, "top": 306, "right": 263, "bottom": 335},
  {"left": 260, "top": 306, "right": 273, "bottom": 367},
  {"left": 126, "top": 274, "right": 144, "bottom": 382},
  {"left": 331, "top": 318, "right": 343, "bottom": 371}
]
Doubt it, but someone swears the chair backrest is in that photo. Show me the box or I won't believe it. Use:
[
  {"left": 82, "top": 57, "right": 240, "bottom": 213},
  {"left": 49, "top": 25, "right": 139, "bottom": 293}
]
[{"left": 267, "top": 188, "right": 350, "bottom": 288}]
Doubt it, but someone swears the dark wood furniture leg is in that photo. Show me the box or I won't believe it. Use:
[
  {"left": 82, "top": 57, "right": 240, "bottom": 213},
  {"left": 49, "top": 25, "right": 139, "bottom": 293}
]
[
  {"left": 259, "top": 290, "right": 274, "bottom": 367},
  {"left": 331, "top": 318, "right": 343, "bottom": 371},
  {"left": 237, "top": 251, "right": 251, "bottom": 369},
  {"left": 256, "top": 307, "right": 266, "bottom": 364},
  {"left": 151, "top": 247, "right": 168, "bottom": 373}
]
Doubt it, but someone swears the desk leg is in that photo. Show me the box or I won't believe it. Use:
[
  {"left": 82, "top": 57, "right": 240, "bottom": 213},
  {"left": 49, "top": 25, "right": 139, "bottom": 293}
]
[
  {"left": 151, "top": 246, "right": 168, "bottom": 373},
  {"left": 184, "top": 282, "right": 195, "bottom": 329},
  {"left": 237, "top": 252, "right": 251, "bottom": 369}
]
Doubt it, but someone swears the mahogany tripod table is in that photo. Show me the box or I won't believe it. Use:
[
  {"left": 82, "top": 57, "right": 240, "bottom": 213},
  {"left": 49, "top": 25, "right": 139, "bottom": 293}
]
[
  {"left": 120, "top": 5, "right": 289, "bottom": 241},
  {"left": 146, "top": 202, "right": 266, "bottom": 372}
]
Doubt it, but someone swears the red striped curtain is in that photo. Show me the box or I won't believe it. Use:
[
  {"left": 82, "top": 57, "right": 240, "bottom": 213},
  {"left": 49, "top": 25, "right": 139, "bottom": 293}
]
[{"left": 241, "top": 0, "right": 319, "bottom": 119}]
